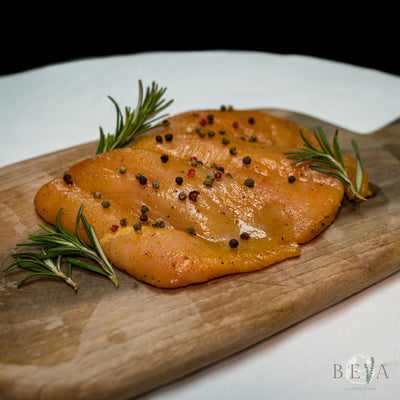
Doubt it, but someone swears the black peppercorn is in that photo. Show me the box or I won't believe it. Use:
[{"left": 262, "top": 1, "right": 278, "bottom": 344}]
[
  {"left": 242, "top": 156, "right": 252, "bottom": 165},
  {"left": 244, "top": 178, "right": 255, "bottom": 188},
  {"left": 155, "top": 135, "right": 163, "bottom": 143},
  {"left": 229, "top": 239, "right": 239, "bottom": 248},
  {"left": 175, "top": 176, "right": 183, "bottom": 185},
  {"left": 165, "top": 133, "right": 173, "bottom": 141},
  {"left": 161, "top": 154, "right": 169, "bottom": 163},
  {"left": 63, "top": 174, "right": 73, "bottom": 185},
  {"left": 139, "top": 175, "right": 147, "bottom": 185},
  {"left": 288, "top": 175, "right": 296, "bottom": 183}
]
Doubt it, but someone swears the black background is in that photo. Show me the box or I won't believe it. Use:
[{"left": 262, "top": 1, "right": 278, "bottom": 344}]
[{"left": 1, "top": 0, "right": 398, "bottom": 77}]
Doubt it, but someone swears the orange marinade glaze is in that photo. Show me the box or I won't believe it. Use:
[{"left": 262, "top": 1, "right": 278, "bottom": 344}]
[{"left": 34, "top": 109, "right": 371, "bottom": 288}]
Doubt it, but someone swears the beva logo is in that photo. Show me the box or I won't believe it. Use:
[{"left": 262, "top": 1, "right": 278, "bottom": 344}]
[{"left": 333, "top": 354, "right": 389, "bottom": 385}]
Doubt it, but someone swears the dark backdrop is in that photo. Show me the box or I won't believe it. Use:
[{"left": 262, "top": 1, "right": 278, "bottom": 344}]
[{"left": 1, "top": 0, "right": 398, "bottom": 77}]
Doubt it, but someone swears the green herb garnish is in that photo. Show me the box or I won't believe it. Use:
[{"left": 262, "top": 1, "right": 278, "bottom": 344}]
[
  {"left": 96, "top": 80, "right": 173, "bottom": 154},
  {"left": 4, "top": 205, "right": 118, "bottom": 290},
  {"left": 285, "top": 127, "right": 368, "bottom": 201}
]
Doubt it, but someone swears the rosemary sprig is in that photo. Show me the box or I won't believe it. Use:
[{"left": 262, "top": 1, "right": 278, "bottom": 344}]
[
  {"left": 96, "top": 80, "right": 173, "bottom": 154},
  {"left": 4, "top": 205, "right": 119, "bottom": 289},
  {"left": 285, "top": 127, "right": 367, "bottom": 201}
]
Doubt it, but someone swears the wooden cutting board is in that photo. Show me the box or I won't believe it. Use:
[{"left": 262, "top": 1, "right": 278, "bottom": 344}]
[{"left": 1, "top": 110, "right": 400, "bottom": 400}]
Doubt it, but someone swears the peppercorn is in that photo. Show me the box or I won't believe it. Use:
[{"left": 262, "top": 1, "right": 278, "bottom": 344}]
[
  {"left": 94, "top": 191, "right": 102, "bottom": 198},
  {"left": 288, "top": 175, "right": 296, "bottom": 183},
  {"left": 133, "top": 222, "right": 142, "bottom": 231},
  {"left": 244, "top": 178, "right": 255, "bottom": 188},
  {"left": 187, "top": 226, "right": 195, "bottom": 234},
  {"left": 248, "top": 117, "right": 255, "bottom": 124},
  {"left": 110, "top": 225, "right": 119, "bottom": 232},
  {"left": 161, "top": 154, "right": 169, "bottom": 163},
  {"left": 203, "top": 178, "right": 213, "bottom": 187},
  {"left": 175, "top": 176, "right": 183, "bottom": 185},
  {"left": 155, "top": 219, "right": 165, "bottom": 228},
  {"left": 207, "top": 114, "right": 214, "bottom": 124},
  {"left": 229, "top": 238, "right": 239, "bottom": 248},
  {"left": 178, "top": 192, "right": 187, "bottom": 200},
  {"left": 141, "top": 205, "right": 149, "bottom": 214},
  {"left": 233, "top": 122, "right": 239, "bottom": 128},
  {"left": 199, "top": 118, "right": 207, "bottom": 126},
  {"left": 214, "top": 171, "right": 222, "bottom": 179},
  {"left": 249, "top": 134, "right": 257, "bottom": 142},
  {"left": 198, "top": 128, "right": 206, "bottom": 137},
  {"left": 219, "top": 129, "right": 226, "bottom": 135},
  {"left": 120, "top": 218, "right": 127, "bottom": 226},
  {"left": 119, "top": 166, "right": 126, "bottom": 174},
  {"left": 165, "top": 133, "right": 173, "bottom": 141},
  {"left": 207, "top": 129, "right": 215, "bottom": 137},
  {"left": 101, "top": 199, "right": 111, "bottom": 208},
  {"left": 140, "top": 213, "right": 148, "bottom": 222},
  {"left": 63, "top": 174, "right": 73, "bottom": 185},
  {"left": 229, "top": 147, "right": 237, "bottom": 155},
  {"left": 187, "top": 169, "right": 195, "bottom": 178},
  {"left": 242, "top": 156, "right": 252, "bottom": 165},
  {"left": 191, "top": 159, "right": 198, "bottom": 167},
  {"left": 135, "top": 172, "right": 142, "bottom": 179},
  {"left": 240, "top": 232, "right": 250, "bottom": 240},
  {"left": 139, "top": 175, "right": 147, "bottom": 185},
  {"left": 155, "top": 135, "right": 163, "bottom": 143},
  {"left": 222, "top": 137, "right": 230, "bottom": 145},
  {"left": 189, "top": 190, "right": 200, "bottom": 201},
  {"left": 206, "top": 173, "right": 215, "bottom": 181},
  {"left": 152, "top": 180, "right": 160, "bottom": 189}
]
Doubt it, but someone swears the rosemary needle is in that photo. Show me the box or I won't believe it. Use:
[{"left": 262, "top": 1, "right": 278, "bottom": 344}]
[
  {"left": 96, "top": 80, "right": 174, "bottom": 154},
  {"left": 285, "top": 127, "right": 368, "bottom": 201},
  {"left": 4, "top": 205, "right": 119, "bottom": 289}
]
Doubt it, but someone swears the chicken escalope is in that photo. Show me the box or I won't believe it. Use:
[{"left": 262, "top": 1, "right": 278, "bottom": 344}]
[{"left": 34, "top": 109, "right": 371, "bottom": 288}]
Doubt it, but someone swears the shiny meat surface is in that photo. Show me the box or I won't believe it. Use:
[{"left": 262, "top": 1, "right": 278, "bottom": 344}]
[{"left": 34, "top": 109, "right": 370, "bottom": 288}]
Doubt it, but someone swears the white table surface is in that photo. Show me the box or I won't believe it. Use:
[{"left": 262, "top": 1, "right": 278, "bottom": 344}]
[{"left": 1, "top": 50, "right": 399, "bottom": 399}]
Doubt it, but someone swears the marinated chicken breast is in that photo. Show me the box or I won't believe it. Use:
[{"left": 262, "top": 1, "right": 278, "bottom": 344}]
[{"left": 34, "top": 109, "right": 370, "bottom": 288}]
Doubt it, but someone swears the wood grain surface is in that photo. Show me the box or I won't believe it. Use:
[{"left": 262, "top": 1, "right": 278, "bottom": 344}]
[{"left": 1, "top": 110, "right": 399, "bottom": 400}]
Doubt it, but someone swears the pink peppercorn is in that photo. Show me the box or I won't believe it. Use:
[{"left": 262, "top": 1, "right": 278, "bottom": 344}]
[
  {"left": 110, "top": 225, "right": 119, "bottom": 232},
  {"left": 189, "top": 190, "right": 200, "bottom": 201},
  {"left": 214, "top": 171, "right": 222, "bottom": 179},
  {"left": 187, "top": 169, "right": 195, "bottom": 178},
  {"left": 233, "top": 122, "right": 239, "bottom": 128},
  {"left": 199, "top": 118, "right": 207, "bottom": 126},
  {"left": 190, "top": 156, "right": 198, "bottom": 161}
]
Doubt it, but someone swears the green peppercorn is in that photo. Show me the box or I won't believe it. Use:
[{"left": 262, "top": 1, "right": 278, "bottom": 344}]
[
  {"left": 191, "top": 160, "right": 198, "bottom": 167},
  {"left": 206, "top": 173, "right": 215, "bottom": 181},
  {"left": 101, "top": 199, "right": 111, "bottom": 208},
  {"left": 203, "top": 178, "right": 213, "bottom": 187},
  {"left": 222, "top": 137, "right": 230, "bottom": 145},
  {"left": 118, "top": 166, "right": 126, "bottom": 174},
  {"left": 152, "top": 180, "right": 160, "bottom": 189},
  {"left": 187, "top": 226, "right": 195, "bottom": 234},
  {"left": 229, "top": 147, "right": 237, "bottom": 155},
  {"left": 135, "top": 172, "right": 142, "bottom": 179},
  {"left": 249, "top": 134, "right": 257, "bottom": 142},
  {"left": 133, "top": 222, "right": 142, "bottom": 231},
  {"left": 141, "top": 205, "right": 149, "bottom": 214},
  {"left": 178, "top": 192, "right": 187, "bottom": 200},
  {"left": 207, "top": 129, "right": 215, "bottom": 137},
  {"left": 94, "top": 191, "right": 102, "bottom": 198},
  {"left": 198, "top": 128, "right": 206, "bottom": 138},
  {"left": 219, "top": 129, "right": 226, "bottom": 135},
  {"left": 210, "top": 163, "right": 218, "bottom": 169},
  {"left": 155, "top": 219, "right": 165, "bottom": 228}
]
